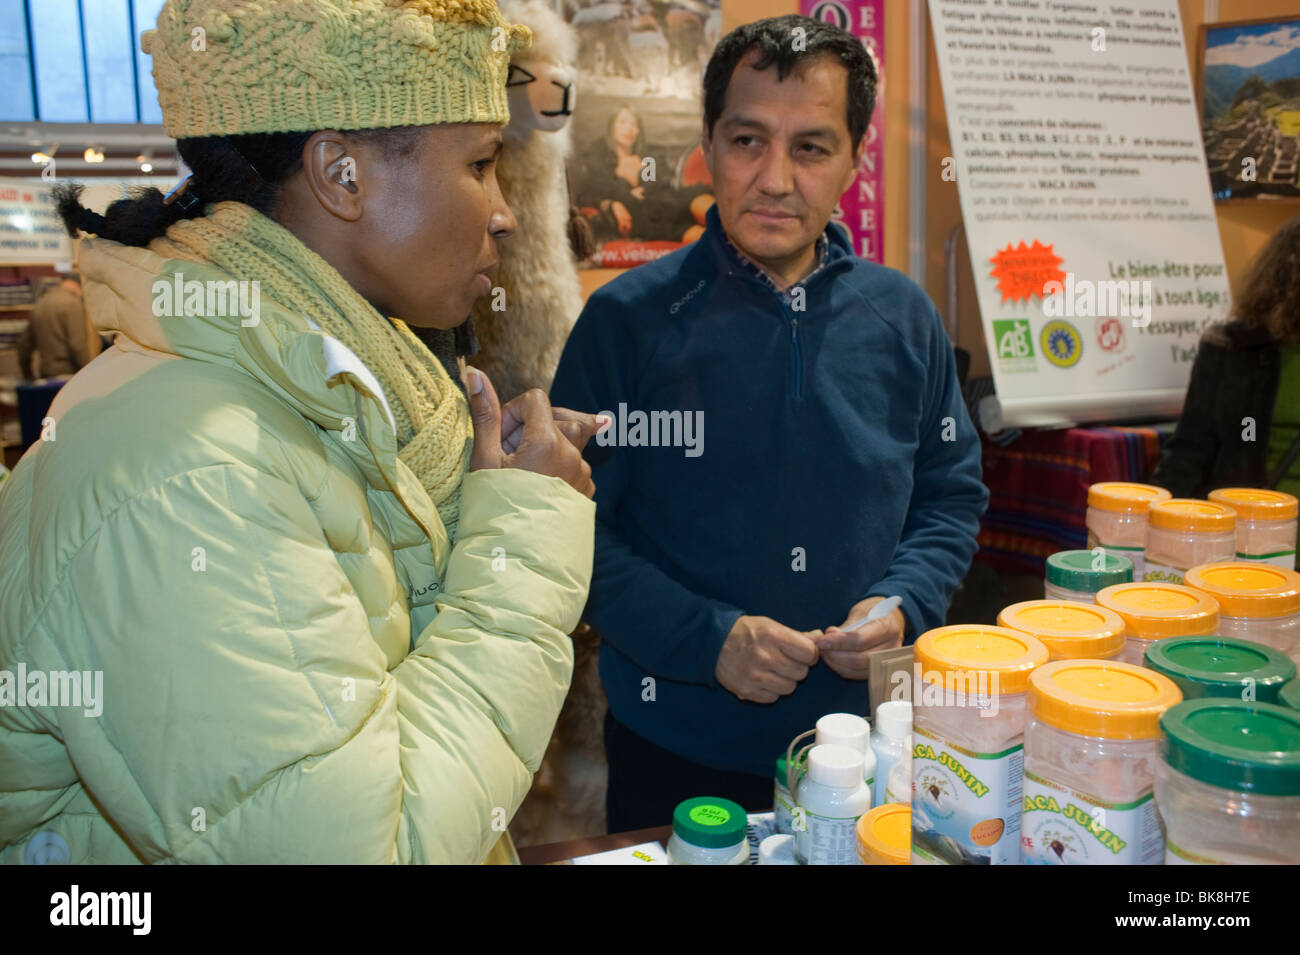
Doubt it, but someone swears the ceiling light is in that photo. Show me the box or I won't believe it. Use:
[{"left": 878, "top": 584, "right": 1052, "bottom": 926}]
[{"left": 84, "top": 147, "right": 105, "bottom": 163}]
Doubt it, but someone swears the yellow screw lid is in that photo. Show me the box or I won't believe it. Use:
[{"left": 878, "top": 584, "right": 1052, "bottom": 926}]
[
  {"left": 1208, "top": 488, "right": 1299, "bottom": 522},
  {"left": 1095, "top": 583, "right": 1221, "bottom": 640},
  {"left": 856, "top": 803, "right": 911, "bottom": 865},
  {"left": 1183, "top": 562, "right": 1300, "bottom": 619},
  {"left": 1028, "top": 660, "right": 1183, "bottom": 739},
  {"left": 1148, "top": 498, "right": 1237, "bottom": 533},
  {"left": 914, "top": 625, "right": 1049, "bottom": 695},
  {"left": 997, "top": 600, "right": 1127, "bottom": 660},
  {"left": 1087, "top": 482, "right": 1172, "bottom": 514}
]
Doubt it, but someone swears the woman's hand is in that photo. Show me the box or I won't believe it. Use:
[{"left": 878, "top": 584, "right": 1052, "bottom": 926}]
[
  {"left": 611, "top": 200, "right": 632, "bottom": 236},
  {"left": 464, "top": 366, "right": 598, "bottom": 498}
]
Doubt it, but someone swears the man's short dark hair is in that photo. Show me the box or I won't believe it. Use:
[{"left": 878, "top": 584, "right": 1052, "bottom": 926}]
[{"left": 703, "top": 15, "right": 877, "bottom": 148}]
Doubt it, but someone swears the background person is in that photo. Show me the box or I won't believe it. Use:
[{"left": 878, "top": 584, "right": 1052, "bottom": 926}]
[
  {"left": 1153, "top": 213, "right": 1300, "bottom": 497},
  {"left": 17, "top": 271, "right": 88, "bottom": 380}
]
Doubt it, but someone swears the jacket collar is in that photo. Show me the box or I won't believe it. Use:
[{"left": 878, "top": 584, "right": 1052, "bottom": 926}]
[{"left": 700, "top": 201, "right": 856, "bottom": 288}]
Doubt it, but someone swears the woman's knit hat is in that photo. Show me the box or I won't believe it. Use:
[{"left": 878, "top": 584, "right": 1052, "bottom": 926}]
[{"left": 142, "top": 0, "right": 531, "bottom": 139}]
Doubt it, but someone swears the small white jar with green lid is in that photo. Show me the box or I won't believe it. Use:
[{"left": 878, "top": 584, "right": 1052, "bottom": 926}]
[{"left": 666, "top": 797, "right": 750, "bottom": 865}]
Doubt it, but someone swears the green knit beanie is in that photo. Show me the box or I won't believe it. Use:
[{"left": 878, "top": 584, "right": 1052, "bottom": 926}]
[{"left": 142, "top": 0, "right": 532, "bottom": 139}]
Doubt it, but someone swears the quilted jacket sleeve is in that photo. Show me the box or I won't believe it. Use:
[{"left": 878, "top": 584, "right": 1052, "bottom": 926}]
[{"left": 9, "top": 463, "right": 591, "bottom": 864}]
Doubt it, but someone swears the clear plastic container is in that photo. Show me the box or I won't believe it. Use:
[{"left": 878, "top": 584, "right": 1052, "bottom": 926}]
[
  {"left": 1154, "top": 700, "right": 1300, "bottom": 865},
  {"left": 666, "top": 797, "right": 750, "bottom": 865},
  {"left": 998, "top": 599, "right": 1127, "bottom": 661},
  {"left": 1183, "top": 562, "right": 1300, "bottom": 664},
  {"left": 1021, "top": 661, "right": 1182, "bottom": 865},
  {"left": 1086, "top": 483, "right": 1171, "bottom": 581},
  {"left": 1209, "top": 488, "right": 1298, "bottom": 570},
  {"left": 1096, "top": 582, "right": 1220, "bottom": 667},
  {"left": 1143, "top": 499, "right": 1237, "bottom": 585},
  {"left": 1044, "top": 549, "right": 1134, "bottom": 603},
  {"left": 870, "top": 701, "right": 911, "bottom": 807},
  {"left": 911, "top": 625, "right": 1048, "bottom": 865}
]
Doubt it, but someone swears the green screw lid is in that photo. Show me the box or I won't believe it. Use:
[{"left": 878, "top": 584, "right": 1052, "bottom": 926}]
[
  {"left": 1159, "top": 699, "right": 1300, "bottom": 795},
  {"left": 1282, "top": 680, "right": 1300, "bottom": 713},
  {"left": 672, "top": 797, "right": 748, "bottom": 849},
  {"left": 1144, "top": 637, "right": 1296, "bottom": 703},
  {"left": 1046, "top": 550, "right": 1134, "bottom": 593}
]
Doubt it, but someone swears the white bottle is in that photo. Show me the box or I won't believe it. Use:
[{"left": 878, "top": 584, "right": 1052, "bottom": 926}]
[
  {"left": 884, "top": 735, "right": 913, "bottom": 805},
  {"left": 870, "top": 701, "right": 912, "bottom": 807},
  {"left": 758, "top": 833, "right": 796, "bottom": 865},
  {"left": 794, "top": 744, "right": 872, "bottom": 865},
  {"left": 816, "top": 712, "right": 877, "bottom": 793}
]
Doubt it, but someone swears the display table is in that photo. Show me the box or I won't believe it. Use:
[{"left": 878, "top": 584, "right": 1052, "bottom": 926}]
[
  {"left": 517, "top": 825, "right": 672, "bottom": 865},
  {"left": 976, "top": 425, "right": 1171, "bottom": 577}
]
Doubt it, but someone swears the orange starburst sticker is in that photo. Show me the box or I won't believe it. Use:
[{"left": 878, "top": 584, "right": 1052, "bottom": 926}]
[{"left": 988, "top": 240, "right": 1066, "bottom": 303}]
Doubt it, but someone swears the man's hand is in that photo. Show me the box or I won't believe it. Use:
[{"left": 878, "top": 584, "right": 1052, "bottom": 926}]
[
  {"left": 815, "top": 597, "right": 906, "bottom": 681},
  {"left": 715, "top": 615, "right": 821, "bottom": 704},
  {"left": 465, "top": 366, "right": 598, "bottom": 498}
]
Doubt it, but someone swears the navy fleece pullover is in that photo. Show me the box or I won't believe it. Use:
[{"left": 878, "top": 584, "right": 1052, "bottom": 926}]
[{"left": 550, "top": 204, "right": 987, "bottom": 777}]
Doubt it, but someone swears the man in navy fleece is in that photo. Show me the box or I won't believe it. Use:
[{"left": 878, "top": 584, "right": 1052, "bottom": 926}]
[{"left": 550, "top": 15, "right": 988, "bottom": 832}]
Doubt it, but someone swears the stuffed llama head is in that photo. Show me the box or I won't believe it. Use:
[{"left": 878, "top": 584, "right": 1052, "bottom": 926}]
[{"left": 502, "top": 0, "right": 578, "bottom": 146}]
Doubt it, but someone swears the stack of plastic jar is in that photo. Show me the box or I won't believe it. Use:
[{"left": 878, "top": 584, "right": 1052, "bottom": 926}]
[
  {"left": 666, "top": 796, "right": 750, "bottom": 865},
  {"left": 1021, "top": 660, "right": 1182, "bottom": 865},
  {"left": 1143, "top": 636, "right": 1296, "bottom": 703},
  {"left": 911, "top": 625, "right": 1049, "bottom": 865},
  {"left": 1044, "top": 549, "right": 1134, "bottom": 602},
  {"left": 1183, "top": 562, "right": 1300, "bottom": 664},
  {"left": 998, "top": 599, "right": 1128, "bottom": 661},
  {"left": 1086, "top": 482, "right": 1171, "bottom": 580},
  {"left": 1155, "top": 699, "right": 1300, "bottom": 864},
  {"left": 855, "top": 803, "right": 911, "bottom": 865},
  {"left": 1143, "top": 499, "right": 1237, "bottom": 585},
  {"left": 1096, "top": 582, "right": 1220, "bottom": 667},
  {"left": 1208, "top": 488, "right": 1298, "bottom": 570}
]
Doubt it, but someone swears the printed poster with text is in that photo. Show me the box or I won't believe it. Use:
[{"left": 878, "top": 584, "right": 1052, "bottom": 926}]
[{"left": 928, "top": 0, "right": 1230, "bottom": 426}]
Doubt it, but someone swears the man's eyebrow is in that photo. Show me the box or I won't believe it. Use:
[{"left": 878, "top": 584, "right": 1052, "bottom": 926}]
[{"left": 718, "top": 115, "right": 840, "bottom": 140}]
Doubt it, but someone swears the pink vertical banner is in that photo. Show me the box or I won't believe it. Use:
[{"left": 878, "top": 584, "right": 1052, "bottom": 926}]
[{"left": 801, "top": 0, "right": 885, "bottom": 263}]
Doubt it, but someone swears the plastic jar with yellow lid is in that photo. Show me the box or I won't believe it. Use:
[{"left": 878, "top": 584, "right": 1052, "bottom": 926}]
[
  {"left": 1087, "top": 483, "right": 1172, "bottom": 581},
  {"left": 1021, "top": 660, "right": 1182, "bottom": 864},
  {"left": 856, "top": 803, "right": 911, "bottom": 865},
  {"left": 1143, "top": 499, "right": 1237, "bottom": 585},
  {"left": 911, "top": 625, "right": 1049, "bottom": 865},
  {"left": 1208, "top": 488, "right": 1298, "bottom": 570},
  {"left": 1183, "top": 562, "right": 1300, "bottom": 664},
  {"left": 1095, "top": 582, "right": 1221, "bottom": 667},
  {"left": 998, "top": 599, "right": 1127, "bottom": 661}
]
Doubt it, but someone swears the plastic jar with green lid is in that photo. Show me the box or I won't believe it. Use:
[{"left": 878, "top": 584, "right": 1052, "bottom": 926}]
[
  {"left": 1143, "top": 499, "right": 1237, "bottom": 585},
  {"left": 1096, "top": 582, "right": 1220, "bottom": 667},
  {"left": 1044, "top": 549, "right": 1134, "bottom": 602},
  {"left": 1022, "top": 660, "right": 1183, "bottom": 865},
  {"left": 998, "top": 599, "right": 1128, "bottom": 661},
  {"left": 1208, "top": 488, "right": 1298, "bottom": 570},
  {"left": 1183, "top": 562, "right": 1300, "bottom": 664},
  {"left": 1087, "top": 483, "right": 1172, "bottom": 581},
  {"left": 1144, "top": 636, "right": 1296, "bottom": 703},
  {"left": 911, "top": 625, "right": 1049, "bottom": 865},
  {"left": 666, "top": 797, "right": 750, "bottom": 865},
  {"left": 1281, "top": 680, "right": 1300, "bottom": 712},
  {"left": 1154, "top": 700, "right": 1300, "bottom": 864}
]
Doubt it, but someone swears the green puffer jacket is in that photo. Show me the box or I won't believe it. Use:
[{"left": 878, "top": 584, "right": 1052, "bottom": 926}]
[{"left": 0, "top": 237, "right": 594, "bottom": 864}]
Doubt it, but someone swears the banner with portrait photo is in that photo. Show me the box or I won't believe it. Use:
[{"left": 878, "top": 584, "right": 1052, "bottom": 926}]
[{"left": 567, "top": 0, "right": 722, "bottom": 268}]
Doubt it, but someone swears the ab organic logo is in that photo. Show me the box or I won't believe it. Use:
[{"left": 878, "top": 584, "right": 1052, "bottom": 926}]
[{"left": 992, "top": 319, "right": 1035, "bottom": 374}]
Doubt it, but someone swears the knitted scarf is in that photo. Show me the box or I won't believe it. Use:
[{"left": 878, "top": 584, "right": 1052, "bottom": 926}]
[{"left": 150, "top": 201, "right": 473, "bottom": 541}]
